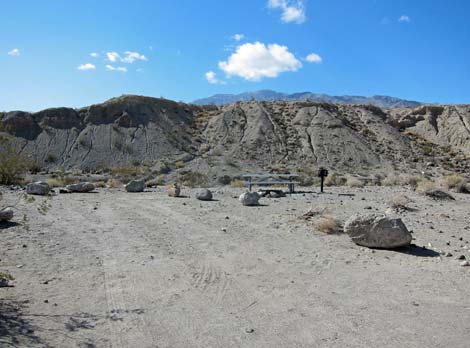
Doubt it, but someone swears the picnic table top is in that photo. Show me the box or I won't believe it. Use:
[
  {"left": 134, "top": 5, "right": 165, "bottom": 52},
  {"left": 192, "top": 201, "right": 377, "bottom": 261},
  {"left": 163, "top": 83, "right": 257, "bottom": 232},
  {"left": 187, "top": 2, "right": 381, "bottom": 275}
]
[{"left": 242, "top": 173, "right": 299, "bottom": 178}]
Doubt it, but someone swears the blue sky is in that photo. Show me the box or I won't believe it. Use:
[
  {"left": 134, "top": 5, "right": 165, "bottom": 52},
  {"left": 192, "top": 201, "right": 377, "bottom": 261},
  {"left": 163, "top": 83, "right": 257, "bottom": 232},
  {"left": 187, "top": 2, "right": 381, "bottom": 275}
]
[{"left": 1, "top": 0, "right": 469, "bottom": 111}]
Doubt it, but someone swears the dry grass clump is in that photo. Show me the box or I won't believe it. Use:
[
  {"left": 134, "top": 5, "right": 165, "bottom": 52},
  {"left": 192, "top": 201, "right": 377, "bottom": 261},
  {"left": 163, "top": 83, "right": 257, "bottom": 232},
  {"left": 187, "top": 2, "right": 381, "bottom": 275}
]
[
  {"left": 415, "top": 180, "right": 436, "bottom": 194},
  {"left": 315, "top": 213, "right": 343, "bottom": 234},
  {"left": 107, "top": 179, "right": 122, "bottom": 188},
  {"left": 382, "top": 173, "right": 425, "bottom": 188},
  {"left": 441, "top": 174, "right": 466, "bottom": 190},
  {"left": 175, "top": 161, "right": 185, "bottom": 169},
  {"left": 93, "top": 181, "right": 107, "bottom": 188},
  {"left": 345, "top": 175, "right": 365, "bottom": 188},
  {"left": 324, "top": 173, "right": 346, "bottom": 187},
  {"left": 46, "top": 178, "right": 64, "bottom": 187},
  {"left": 231, "top": 179, "right": 246, "bottom": 188},
  {"left": 389, "top": 194, "right": 412, "bottom": 211},
  {"left": 179, "top": 171, "right": 208, "bottom": 188}
]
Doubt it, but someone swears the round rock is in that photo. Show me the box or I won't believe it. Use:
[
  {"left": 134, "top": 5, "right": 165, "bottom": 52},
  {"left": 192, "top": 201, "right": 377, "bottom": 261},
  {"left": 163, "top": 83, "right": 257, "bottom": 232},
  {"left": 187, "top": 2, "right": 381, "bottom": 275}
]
[
  {"left": 0, "top": 208, "right": 14, "bottom": 222},
  {"left": 66, "top": 182, "right": 95, "bottom": 193},
  {"left": 26, "top": 182, "right": 50, "bottom": 196},
  {"left": 196, "top": 189, "right": 213, "bottom": 201},
  {"left": 344, "top": 214, "right": 412, "bottom": 249},
  {"left": 239, "top": 192, "right": 260, "bottom": 206}
]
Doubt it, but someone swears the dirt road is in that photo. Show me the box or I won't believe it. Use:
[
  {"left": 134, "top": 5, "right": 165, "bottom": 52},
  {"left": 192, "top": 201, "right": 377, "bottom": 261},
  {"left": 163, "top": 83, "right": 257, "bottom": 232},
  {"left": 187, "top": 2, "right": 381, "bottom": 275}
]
[{"left": 1, "top": 186, "right": 469, "bottom": 347}]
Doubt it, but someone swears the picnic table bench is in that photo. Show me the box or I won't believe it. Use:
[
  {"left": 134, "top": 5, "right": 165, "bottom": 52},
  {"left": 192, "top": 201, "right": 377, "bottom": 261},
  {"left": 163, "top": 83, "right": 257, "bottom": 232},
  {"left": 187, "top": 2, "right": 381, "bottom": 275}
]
[{"left": 242, "top": 173, "right": 300, "bottom": 194}]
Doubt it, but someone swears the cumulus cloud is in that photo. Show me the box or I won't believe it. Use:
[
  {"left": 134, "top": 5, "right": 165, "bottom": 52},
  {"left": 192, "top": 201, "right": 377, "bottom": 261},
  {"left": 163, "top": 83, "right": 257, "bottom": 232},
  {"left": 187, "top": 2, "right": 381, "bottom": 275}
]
[
  {"left": 106, "top": 51, "right": 120, "bottom": 62},
  {"left": 232, "top": 34, "right": 245, "bottom": 41},
  {"left": 218, "top": 42, "right": 302, "bottom": 81},
  {"left": 398, "top": 15, "right": 411, "bottom": 23},
  {"left": 268, "top": 0, "right": 306, "bottom": 24},
  {"left": 106, "top": 51, "right": 147, "bottom": 64},
  {"left": 306, "top": 53, "right": 322, "bottom": 63},
  {"left": 77, "top": 63, "right": 96, "bottom": 71},
  {"left": 8, "top": 48, "right": 20, "bottom": 56},
  {"left": 205, "top": 70, "right": 226, "bottom": 84},
  {"left": 90, "top": 52, "right": 99, "bottom": 58},
  {"left": 121, "top": 51, "right": 148, "bottom": 63},
  {"left": 106, "top": 64, "right": 127, "bottom": 72}
]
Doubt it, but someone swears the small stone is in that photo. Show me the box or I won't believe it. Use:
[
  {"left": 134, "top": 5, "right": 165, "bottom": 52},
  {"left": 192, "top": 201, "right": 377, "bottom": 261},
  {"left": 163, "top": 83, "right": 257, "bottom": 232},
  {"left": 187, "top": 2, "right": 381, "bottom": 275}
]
[
  {"left": 0, "top": 208, "right": 14, "bottom": 222},
  {"left": 457, "top": 255, "right": 466, "bottom": 260},
  {"left": 245, "top": 328, "right": 255, "bottom": 333},
  {"left": 195, "top": 189, "right": 213, "bottom": 201}
]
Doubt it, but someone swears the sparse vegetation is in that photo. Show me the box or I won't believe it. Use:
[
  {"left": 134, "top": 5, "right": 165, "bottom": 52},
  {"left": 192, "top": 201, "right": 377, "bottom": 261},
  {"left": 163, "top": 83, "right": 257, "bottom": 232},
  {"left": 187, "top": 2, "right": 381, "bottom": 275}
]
[
  {"left": 415, "top": 180, "right": 436, "bottom": 194},
  {"left": 179, "top": 171, "right": 208, "bottom": 188},
  {"left": 441, "top": 174, "right": 466, "bottom": 190},
  {"left": 345, "top": 176, "right": 365, "bottom": 188},
  {"left": 389, "top": 194, "right": 412, "bottom": 211},
  {"left": 0, "top": 141, "right": 28, "bottom": 185},
  {"left": 145, "top": 177, "right": 165, "bottom": 187},
  {"left": 230, "top": 179, "right": 246, "bottom": 188},
  {"left": 107, "top": 179, "right": 123, "bottom": 188},
  {"left": 175, "top": 160, "right": 186, "bottom": 169},
  {"left": 324, "top": 173, "right": 347, "bottom": 187}
]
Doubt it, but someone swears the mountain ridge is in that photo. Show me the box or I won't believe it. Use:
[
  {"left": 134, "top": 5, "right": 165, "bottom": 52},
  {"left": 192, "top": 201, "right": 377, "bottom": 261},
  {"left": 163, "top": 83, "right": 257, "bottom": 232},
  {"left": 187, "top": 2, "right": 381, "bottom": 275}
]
[{"left": 193, "top": 90, "right": 424, "bottom": 109}]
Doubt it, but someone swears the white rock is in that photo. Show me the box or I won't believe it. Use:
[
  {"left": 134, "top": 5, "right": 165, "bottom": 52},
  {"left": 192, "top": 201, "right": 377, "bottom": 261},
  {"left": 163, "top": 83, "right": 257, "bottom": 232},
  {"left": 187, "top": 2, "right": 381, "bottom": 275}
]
[
  {"left": 239, "top": 192, "right": 260, "bottom": 206},
  {"left": 344, "top": 214, "right": 412, "bottom": 249}
]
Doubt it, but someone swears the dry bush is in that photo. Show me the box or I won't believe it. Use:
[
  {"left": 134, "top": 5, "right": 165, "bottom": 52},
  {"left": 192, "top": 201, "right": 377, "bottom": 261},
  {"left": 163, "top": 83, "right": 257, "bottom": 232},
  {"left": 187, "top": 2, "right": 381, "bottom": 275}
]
[
  {"left": 107, "top": 179, "right": 122, "bottom": 188},
  {"left": 400, "top": 174, "right": 422, "bottom": 188},
  {"left": 0, "top": 144, "right": 28, "bottom": 185},
  {"left": 175, "top": 161, "right": 185, "bottom": 169},
  {"left": 179, "top": 171, "right": 208, "bottom": 188},
  {"left": 346, "top": 176, "right": 365, "bottom": 188},
  {"left": 46, "top": 178, "right": 64, "bottom": 187},
  {"left": 230, "top": 179, "right": 246, "bottom": 188},
  {"left": 441, "top": 174, "right": 466, "bottom": 190},
  {"left": 314, "top": 212, "right": 343, "bottom": 234},
  {"left": 382, "top": 173, "right": 401, "bottom": 186},
  {"left": 93, "top": 181, "right": 107, "bottom": 188},
  {"left": 415, "top": 180, "right": 436, "bottom": 194},
  {"left": 324, "top": 173, "right": 346, "bottom": 187},
  {"left": 389, "top": 194, "right": 412, "bottom": 210}
]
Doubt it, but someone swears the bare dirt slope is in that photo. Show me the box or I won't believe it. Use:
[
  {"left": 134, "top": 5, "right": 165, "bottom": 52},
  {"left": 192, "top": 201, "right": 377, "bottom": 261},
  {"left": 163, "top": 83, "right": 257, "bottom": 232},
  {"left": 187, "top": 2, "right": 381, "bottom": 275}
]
[
  {"left": 1, "top": 96, "right": 470, "bottom": 177},
  {"left": 1, "top": 187, "right": 469, "bottom": 348}
]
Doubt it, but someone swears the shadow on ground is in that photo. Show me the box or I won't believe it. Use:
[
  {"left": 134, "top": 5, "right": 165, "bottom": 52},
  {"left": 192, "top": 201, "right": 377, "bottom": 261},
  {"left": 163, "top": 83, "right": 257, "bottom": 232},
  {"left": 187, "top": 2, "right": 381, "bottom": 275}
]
[
  {"left": 0, "top": 299, "right": 49, "bottom": 347},
  {"left": 395, "top": 245, "right": 441, "bottom": 258},
  {"left": 0, "top": 221, "right": 19, "bottom": 230}
]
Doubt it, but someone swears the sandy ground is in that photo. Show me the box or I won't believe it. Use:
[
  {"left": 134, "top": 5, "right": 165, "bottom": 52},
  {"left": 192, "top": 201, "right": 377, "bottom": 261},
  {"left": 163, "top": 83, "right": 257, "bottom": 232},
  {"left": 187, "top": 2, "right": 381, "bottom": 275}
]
[{"left": 1, "top": 185, "right": 469, "bottom": 348}]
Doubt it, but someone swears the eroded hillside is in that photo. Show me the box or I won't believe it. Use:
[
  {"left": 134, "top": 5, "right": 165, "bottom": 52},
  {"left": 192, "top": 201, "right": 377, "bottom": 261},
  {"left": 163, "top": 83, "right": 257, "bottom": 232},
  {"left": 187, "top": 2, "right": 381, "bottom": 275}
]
[{"left": 1, "top": 95, "right": 469, "bottom": 176}]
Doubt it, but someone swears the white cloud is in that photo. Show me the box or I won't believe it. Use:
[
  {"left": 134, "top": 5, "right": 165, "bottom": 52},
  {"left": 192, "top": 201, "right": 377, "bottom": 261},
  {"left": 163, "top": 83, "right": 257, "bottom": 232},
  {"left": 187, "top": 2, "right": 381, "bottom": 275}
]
[
  {"left": 106, "top": 51, "right": 147, "bottom": 64},
  {"left": 90, "top": 52, "right": 99, "bottom": 58},
  {"left": 121, "top": 51, "right": 148, "bottom": 63},
  {"left": 106, "top": 51, "right": 120, "bottom": 62},
  {"left": 106, "top": 64, "right": 127, "bottom": 72},
  {"left": 77, "top": 63, "right": 96, "bottom": 71},
  {"left": 8, "top": 48, "right": 20, "bottom": 56},
  {"left": 205, "top": 70, "right": 226, "bottom": 84},
  {"left": 232, "top": 34, "right": 244, "bottom": 41},
  {"left": 218, "top": 41, "right": 302, "bottom": 81},
  {"left": 268, "top": 0, "right": 306, "bottom": 24},
  {"left": 306, "top": 53, "right": 322, "bottom": 63},
  {"left": 398, "top": 15, "right": 411, "bottom": 23}
]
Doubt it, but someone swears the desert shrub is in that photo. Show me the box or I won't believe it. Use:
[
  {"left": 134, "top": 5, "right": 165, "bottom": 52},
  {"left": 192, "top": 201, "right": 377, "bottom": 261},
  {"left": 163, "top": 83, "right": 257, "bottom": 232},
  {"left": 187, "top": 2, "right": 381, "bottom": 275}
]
[
  {"left": 455, "top": 181, "right": 470, "bottom": 194},
  {"left": 179, "top": 171, "right": 208, "bottom": 188},
  {"left": 314, "top": 210, "right": 343, "bottom": 234},
  {"left": 106, "top": 179, "right": 122, "bottom": 188},
  {"left": 441, "top": 174, "right": 466, "bottom": 190},
  {"left": 324, "top": 173, "right": 346, "bottom": 187},
  {"left": 415, "top": 180, "right": 436, "bottom": 194},
  {"left": 346, "top": 175, "right": 365, "bottom": 188},
  {"left": 46, "top": 178, "right": 64, "bottom": 187},
  {"left": 0, "top": 271, "right": 14, "bottom": 281},
  {"left": 45, "top": 153, "right": 57, "bottom": 163},
  {"left": 93, "top": 181, "right": 107, "bottom": 188},
  {"left": 389, "top": 194, "right": 412, "bottom": 210},
  {"left": 230, "top": 179, "right": 246, "bottom": 188},
  {"left": 0, "top": 143, "right": 28, "bottom": 185},
  {"left": 382, "top": 173, "right": 401, "bottom": 186},
  {"left": 146, "top": 177, "right": 165, "bottom": 187}
]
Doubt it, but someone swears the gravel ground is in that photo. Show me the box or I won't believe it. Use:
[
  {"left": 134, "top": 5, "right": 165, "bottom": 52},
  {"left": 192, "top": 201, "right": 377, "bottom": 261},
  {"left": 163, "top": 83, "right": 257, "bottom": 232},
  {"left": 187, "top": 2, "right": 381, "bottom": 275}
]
[{"left": 1, "top": 185, "right": 469, "bottom": 348}]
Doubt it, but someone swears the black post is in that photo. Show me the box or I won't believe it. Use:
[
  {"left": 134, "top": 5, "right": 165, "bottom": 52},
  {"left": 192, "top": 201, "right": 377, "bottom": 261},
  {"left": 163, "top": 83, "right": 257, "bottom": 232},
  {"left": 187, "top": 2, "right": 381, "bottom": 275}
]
[
  {"left": 320, "top": 176, "right": 324, "bottom": 193},
  {"left": 318, "top": 167, "right": 328, "bottom": 194}
]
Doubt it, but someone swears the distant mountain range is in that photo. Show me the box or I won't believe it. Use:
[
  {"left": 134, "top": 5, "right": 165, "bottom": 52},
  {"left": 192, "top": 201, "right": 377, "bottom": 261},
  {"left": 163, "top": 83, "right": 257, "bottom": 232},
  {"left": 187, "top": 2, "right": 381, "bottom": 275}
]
[{"left": 193, "top": 90, "right": 423, "bottom": 109}]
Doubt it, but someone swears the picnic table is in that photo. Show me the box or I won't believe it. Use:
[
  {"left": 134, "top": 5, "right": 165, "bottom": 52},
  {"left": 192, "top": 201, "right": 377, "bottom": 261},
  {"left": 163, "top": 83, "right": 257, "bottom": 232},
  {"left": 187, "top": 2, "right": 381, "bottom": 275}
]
[{"left": 242, "top": 173, "right": 300, "bottom": 194}]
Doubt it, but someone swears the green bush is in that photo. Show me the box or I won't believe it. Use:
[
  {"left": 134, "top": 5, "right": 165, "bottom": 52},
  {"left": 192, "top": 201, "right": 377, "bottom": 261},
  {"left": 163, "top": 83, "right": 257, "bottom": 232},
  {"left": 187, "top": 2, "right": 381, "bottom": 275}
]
[{"left": 0, "top": 142, "right": 28, "bottom": 185}]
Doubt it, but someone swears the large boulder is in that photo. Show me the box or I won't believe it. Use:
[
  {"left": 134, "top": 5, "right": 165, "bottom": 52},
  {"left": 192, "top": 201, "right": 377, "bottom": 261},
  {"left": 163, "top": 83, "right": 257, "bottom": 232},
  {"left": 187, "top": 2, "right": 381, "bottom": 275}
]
[
  {"left": 0, "top": 208, "right": 14, "bottom": 222},
  {"left": 66, "top": 182, "right": 95, "bottom": 193},
  {"left": 167, "top": 184, "right": 181, "bottom": 197},
  {"left": 195, "top": 188, "right": 213, "bottom": 201},
  {"left": 26, "top": 182, "right": 50, "bottom": 195},
  {"left": 344, "top": 214, "right": 412, "bottom": 249},
  {"left": 239, "top": 192, "right": 260, "bottom": 206},
  {"left": 125, "top": 179, "right": 145, "bottom": 193}
]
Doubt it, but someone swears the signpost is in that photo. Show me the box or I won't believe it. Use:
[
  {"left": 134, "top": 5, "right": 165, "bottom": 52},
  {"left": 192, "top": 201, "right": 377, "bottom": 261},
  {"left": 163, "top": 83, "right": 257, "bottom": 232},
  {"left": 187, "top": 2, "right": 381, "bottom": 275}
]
[{"left": 318, "top": 167, "right": 329, "bottom": 193}]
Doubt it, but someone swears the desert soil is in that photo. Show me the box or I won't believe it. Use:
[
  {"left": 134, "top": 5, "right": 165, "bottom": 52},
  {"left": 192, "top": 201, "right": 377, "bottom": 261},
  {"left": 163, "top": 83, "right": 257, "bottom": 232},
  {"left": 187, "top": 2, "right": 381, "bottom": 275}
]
[{"left": 1, "top": 186, "right": 469, "bottom": 348}]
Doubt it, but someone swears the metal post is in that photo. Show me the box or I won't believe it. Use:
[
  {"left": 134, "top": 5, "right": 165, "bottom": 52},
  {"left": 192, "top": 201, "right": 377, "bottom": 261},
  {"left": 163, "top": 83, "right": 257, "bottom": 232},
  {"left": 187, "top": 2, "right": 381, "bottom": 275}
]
[{"left": 320, "top": 176, "right": 324, "bottom": 193}]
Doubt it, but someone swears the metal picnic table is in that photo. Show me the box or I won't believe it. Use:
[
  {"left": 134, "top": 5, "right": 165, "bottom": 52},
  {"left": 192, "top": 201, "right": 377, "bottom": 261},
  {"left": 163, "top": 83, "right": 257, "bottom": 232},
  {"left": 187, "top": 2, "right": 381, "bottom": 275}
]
[{"left": 242, "top": 173, "right": 300, "bottom": 194}]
